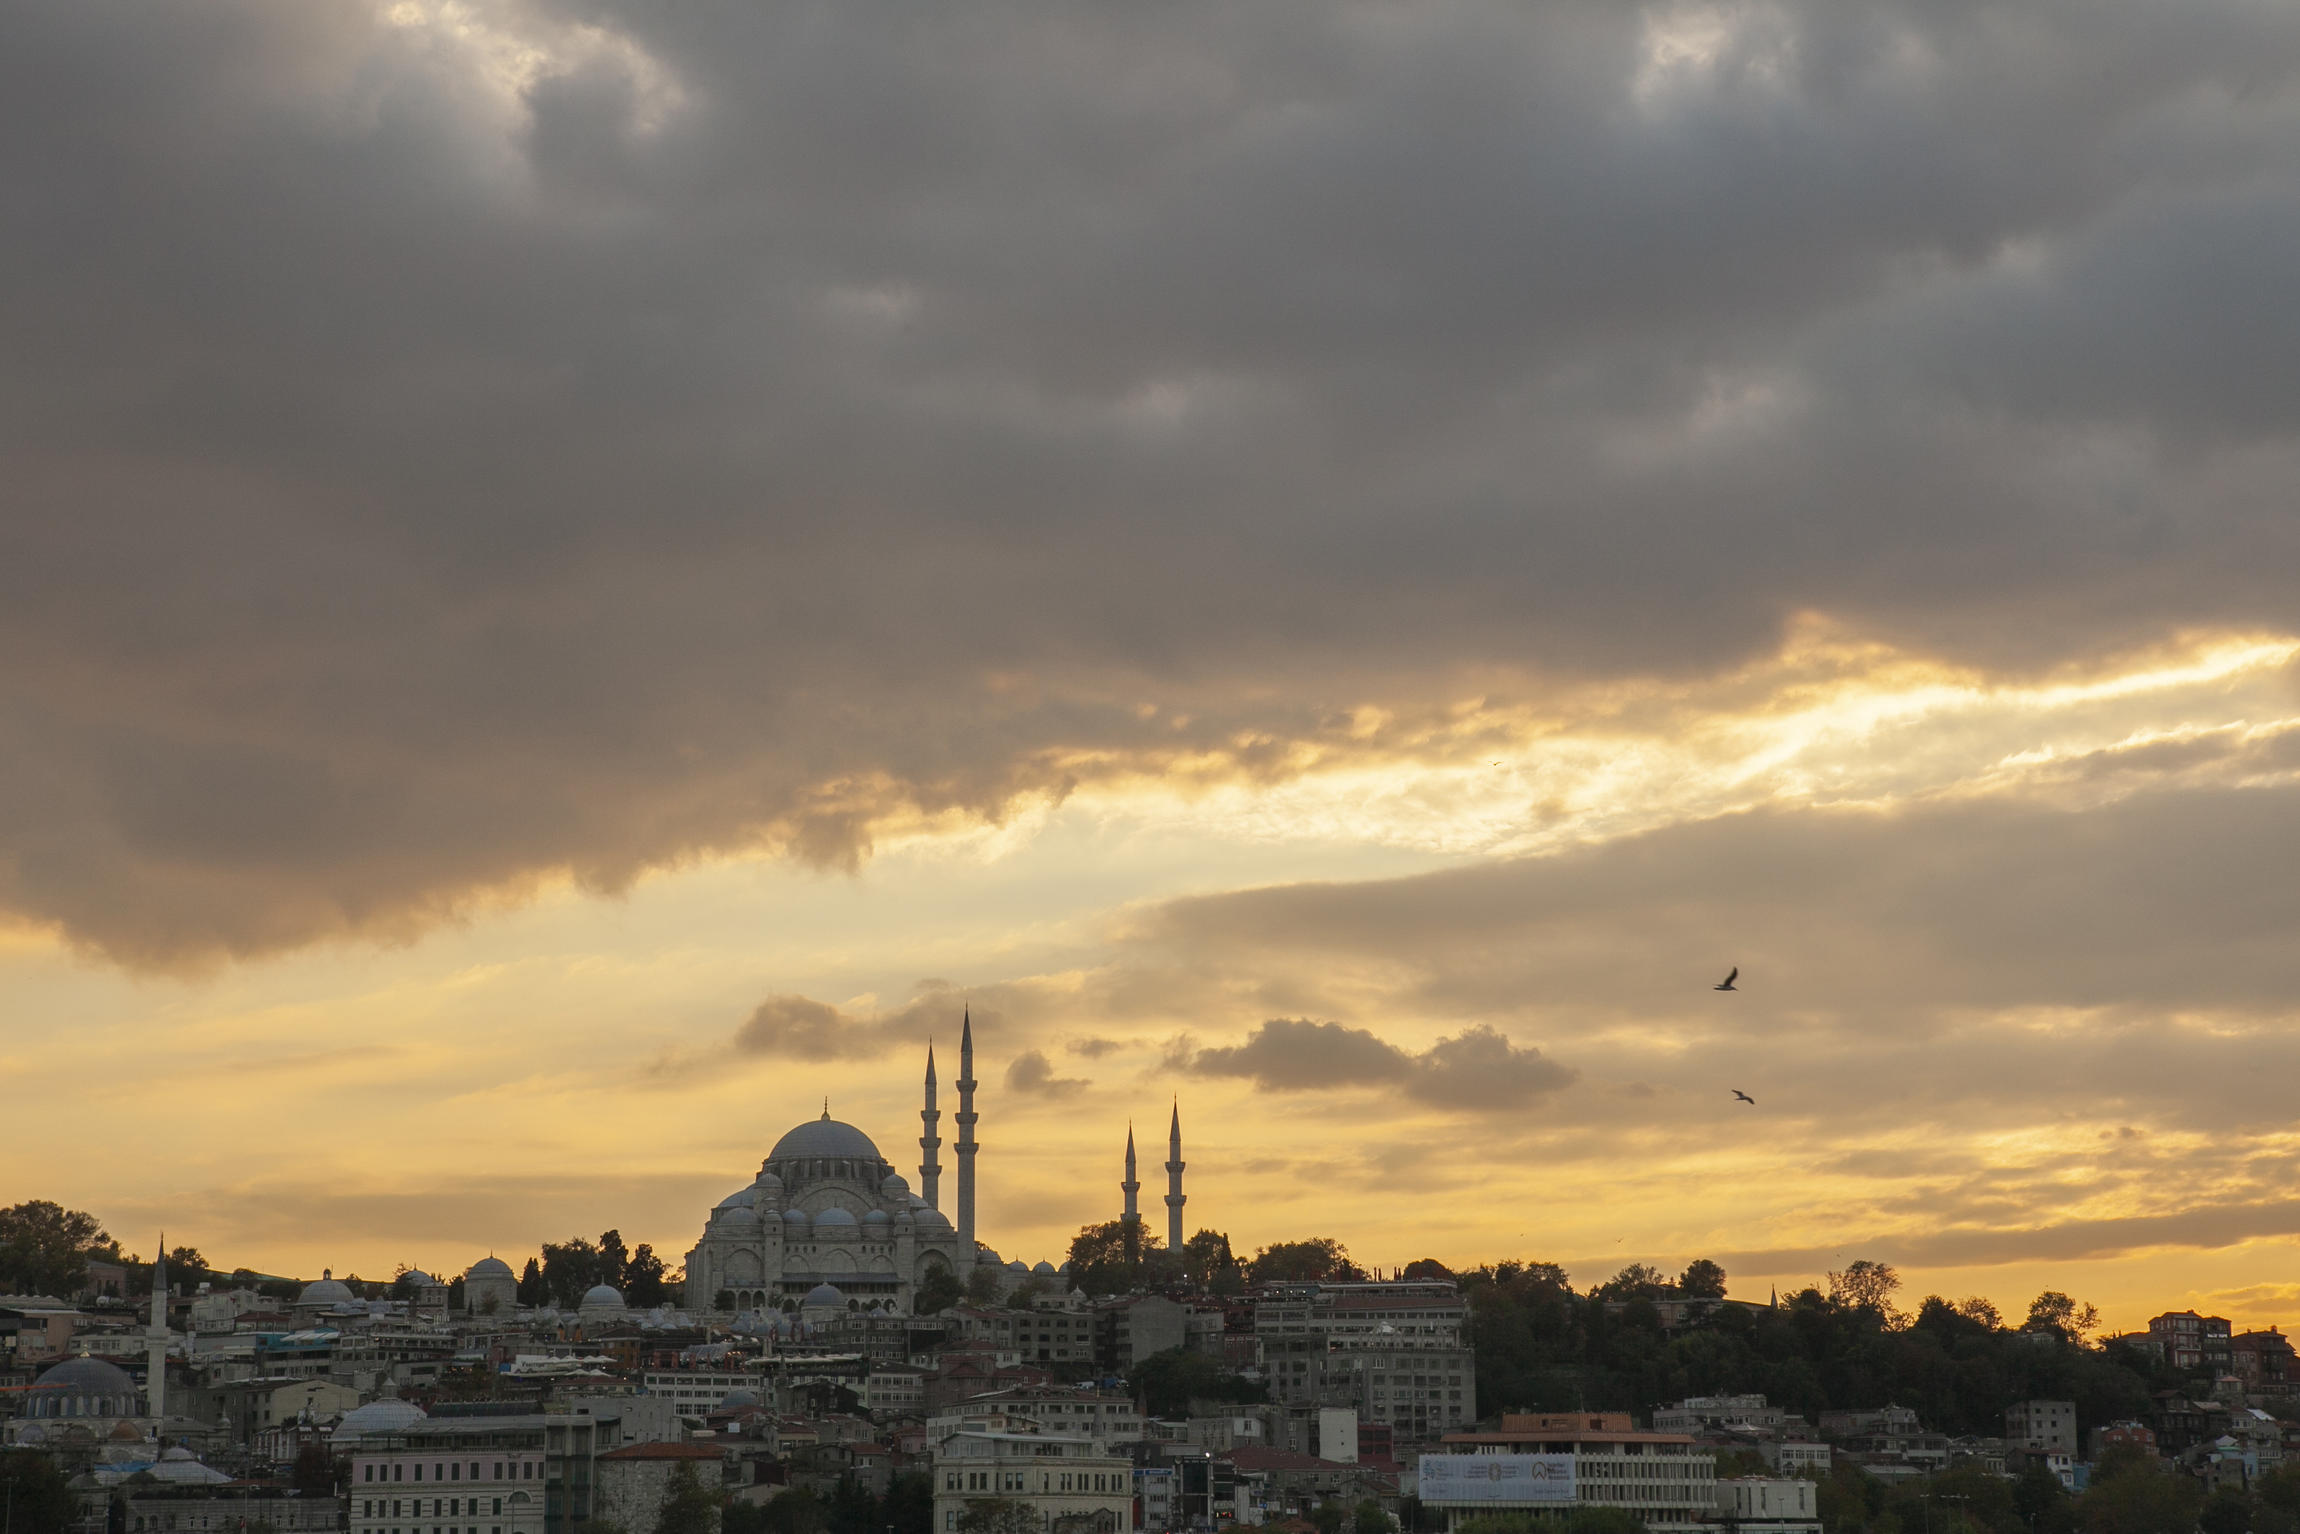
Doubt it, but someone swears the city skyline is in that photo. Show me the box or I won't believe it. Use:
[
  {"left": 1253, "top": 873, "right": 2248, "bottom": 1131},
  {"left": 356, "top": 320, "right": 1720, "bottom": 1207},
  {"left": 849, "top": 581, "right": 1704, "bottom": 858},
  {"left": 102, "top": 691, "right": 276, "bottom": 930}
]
[{"left": 12, "top": 0, "right": 2300, "bottom": 1340}]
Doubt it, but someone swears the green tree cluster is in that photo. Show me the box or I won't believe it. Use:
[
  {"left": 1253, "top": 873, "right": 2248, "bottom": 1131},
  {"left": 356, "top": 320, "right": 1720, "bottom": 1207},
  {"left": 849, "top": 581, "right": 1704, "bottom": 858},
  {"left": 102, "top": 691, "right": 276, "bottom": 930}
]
[
  {"left": 0, "top": 1202, "right": 118, "bottom": 1297},
  {"left": 1463, "top": 1260, "right": 2155, "bottom": 1439},
  {"left": 1130, "top": 1345, "right": 1269, "bottom": 1417}
]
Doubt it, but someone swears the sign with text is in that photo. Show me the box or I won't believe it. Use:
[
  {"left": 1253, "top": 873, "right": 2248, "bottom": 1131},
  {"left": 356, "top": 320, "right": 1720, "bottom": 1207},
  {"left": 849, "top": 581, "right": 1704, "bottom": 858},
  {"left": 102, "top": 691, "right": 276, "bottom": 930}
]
[{"left": 1418, "top": 1454, "right": 1576, "bottom": 1504}]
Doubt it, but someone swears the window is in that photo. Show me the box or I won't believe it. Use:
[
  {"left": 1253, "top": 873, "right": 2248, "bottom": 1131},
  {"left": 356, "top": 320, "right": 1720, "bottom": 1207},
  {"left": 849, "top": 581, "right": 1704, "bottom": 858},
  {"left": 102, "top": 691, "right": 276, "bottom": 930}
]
[
  {"left": 366, "top": 1467, "right": 376, "bottom": 1483},
  {"left": 471, "top": 1464, "right": 480, "bottom": 1481},
  {"left": 492, "top": 1501, "right": 501, "bottom": 1515},
  {"left": 452, "top": 1466, "right": 461, "bottom": 1482},
  {"left": 416, "top": 1466, "right": 425, "bottom": 1483}
]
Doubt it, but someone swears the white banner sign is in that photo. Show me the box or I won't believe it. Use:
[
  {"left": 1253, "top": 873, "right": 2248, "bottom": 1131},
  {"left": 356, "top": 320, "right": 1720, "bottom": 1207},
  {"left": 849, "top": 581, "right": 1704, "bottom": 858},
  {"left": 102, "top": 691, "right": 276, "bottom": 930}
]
[{"left": 1418, "top": 1454, "right": 1576, "bottom": 1504}]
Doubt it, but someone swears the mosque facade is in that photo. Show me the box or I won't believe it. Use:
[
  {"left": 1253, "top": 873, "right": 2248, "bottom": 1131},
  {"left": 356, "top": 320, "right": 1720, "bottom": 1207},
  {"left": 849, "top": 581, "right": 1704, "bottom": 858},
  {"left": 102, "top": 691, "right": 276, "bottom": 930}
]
[{"left": 681, "top": 1015, "right": 983, "bottom": 1313}]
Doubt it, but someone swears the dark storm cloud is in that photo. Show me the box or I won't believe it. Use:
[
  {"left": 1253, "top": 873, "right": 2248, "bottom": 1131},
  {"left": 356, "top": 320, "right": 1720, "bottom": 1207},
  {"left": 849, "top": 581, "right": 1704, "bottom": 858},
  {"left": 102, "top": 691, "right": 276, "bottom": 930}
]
[
  {"left": 10, "top": 0, "right": 2300, "bottom": 963},
  {"left": 1188, "top": 1018, "right": 1576, "bottom": 1108},
  {"left": 1004, "top": 1049, "right": 1088, "bottom": 1099}
]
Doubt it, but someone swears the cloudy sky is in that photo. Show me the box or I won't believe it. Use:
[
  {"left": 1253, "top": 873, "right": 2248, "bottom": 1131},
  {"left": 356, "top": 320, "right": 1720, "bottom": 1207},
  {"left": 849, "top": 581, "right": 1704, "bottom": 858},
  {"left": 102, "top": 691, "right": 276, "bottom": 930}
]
[{"left": 9, "top": 0, "right": 2300, "bottom": 1328}]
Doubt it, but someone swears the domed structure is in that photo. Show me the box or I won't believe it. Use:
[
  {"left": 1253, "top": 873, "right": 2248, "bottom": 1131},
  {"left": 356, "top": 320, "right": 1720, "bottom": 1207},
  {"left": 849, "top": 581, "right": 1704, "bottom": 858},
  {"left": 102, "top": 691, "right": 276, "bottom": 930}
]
[
  {"left": 801, "top": 1282, "right": 846, "bottom": 1309},
  {"left": 23, "top": 1357, "right": 140, "bottom": 1420},
  {"left": 682, "top": 1055, "right": 982, "bottom": 1316},
  {"left": 718, "top": 1388, "right": 761, "bottom": 1410},
  {"left": 296, "top": 1270, "right": 355, "bottom": 1310},
  {"left": 464, "top": 1256, "right": 519, "bottom": 1317},
  {"left": 334, "top": 1398, "right": 428, "bottom": 1439},
  {"left": 578, "top": 1284, "right": 626, "bottom": 1322}
]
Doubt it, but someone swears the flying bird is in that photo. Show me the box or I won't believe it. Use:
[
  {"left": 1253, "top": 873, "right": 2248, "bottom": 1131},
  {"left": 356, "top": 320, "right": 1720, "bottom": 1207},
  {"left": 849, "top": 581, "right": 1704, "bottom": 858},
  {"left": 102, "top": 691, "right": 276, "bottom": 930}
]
[
  {"left": 1714, "top": 967, "right": 1738, "bottom": 991},
  {"left": 1733, "top": 1090, "right": 1756, "bottom": 1105}
]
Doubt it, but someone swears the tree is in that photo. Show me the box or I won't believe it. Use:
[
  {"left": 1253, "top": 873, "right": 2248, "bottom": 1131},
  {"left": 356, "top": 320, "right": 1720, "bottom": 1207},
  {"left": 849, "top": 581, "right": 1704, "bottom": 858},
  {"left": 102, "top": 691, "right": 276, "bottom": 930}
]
[
  {"left": 1593, "top": 1264, "right": 1669, "bottom": 1301},
  {"left": 518, "top": 1256, "right": 549, "bottom": 1307},
  {"left": 1354, "top": 1498, "right": 1393, "bottom": 1534},
  {"left": 599, "top": 1229, "right": 631, "bottom": 1292},
  {"left": 1183, "top": 1229, "right": 1246, "bottom": 1291},
  {"left": 915, "top": 1268, "right": 965, "bottom": 1315},
  {"left": 2197, "top": 1489, "right": 2250, "bottom": 1534},
  {"left": 0, "top": 1448, "right": 78, "bottom": 1534},
  {"left": 1955, "top": 1295, "right": 2003, "bottom": 1330},
  {"left": 2081, "top": 1448, "right": 2201, "bottom": 1534},
  {"left": 886, "top": 1472, "right": 934, "bottom": 1534},
  {"left": 1248, "top": 1238, "right": 1363, "bottom": 1284},
  {"left": 654, "top": 1463, "right": 722, "bottom": 1534},
  {"left": 0, "top": 1201, "right": 113, "bottom": 1298},
  {"left": 1827, "top": 1260, "right": 1903, "bottom": 1320},
  {"left": 1308, "top": 1504, "right": 1350, "bottom": 1534},
  {"left": 542, "top": 1237, "right": 604, "bottom": 1307},
  {"left": 291, "top": 1444, "right": 338, "bottom": 1496},
  {"left": 2025, "top": 1291, "right": 2100, "bottom": 1343},
  {"left": 1131, "top": 1346, "right": 1267, "bottom": 1418},
  {"left": 750, "top": 1490, "right": 826, "bottom": 1534},
  {"left": 1677, "top": 1259, "right": 1727, "bottom": 1299},
  {"left": 955, "top": 1500, "right": 1041, "bottom": 1534},
  {"left": 827, "top": 1475, "right": 878, "bottom": 1534},
  {"left": 1400, "top": 1259, "right": 1456, "bottom": 1284},
  {"left": 1069, "top": 1219, "right": 1166, "bottom": 1297},
  {"left": 964, "top": 1266, "right": 1006, "bottom": 1305},
  {"left": 626, "top": 1245, "right": 668, "bottom": 1307},
  {"left": 166, "top": 1246, "right": 209, "bottom": 1287}
]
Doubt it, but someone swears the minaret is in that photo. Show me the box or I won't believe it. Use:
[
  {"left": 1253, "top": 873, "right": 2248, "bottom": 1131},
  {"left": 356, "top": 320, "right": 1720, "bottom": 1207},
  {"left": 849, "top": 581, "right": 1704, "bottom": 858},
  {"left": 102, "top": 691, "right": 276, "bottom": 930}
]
[
  {"left": 146, "top": 1238, "right": 168, "bottom": 1430},
  {"left": 1164, "top": 1102, "right": 1186, "bottom": 1253},
  {"left": 920, "top": 1043, "right": 943, "bottom": 1210},
  {"left": 956, "top": 1008, "right": 978, "bottom": 1248},
  {"left": 1122, "top": 1125, "right": 1141, "bottom": 1226}
]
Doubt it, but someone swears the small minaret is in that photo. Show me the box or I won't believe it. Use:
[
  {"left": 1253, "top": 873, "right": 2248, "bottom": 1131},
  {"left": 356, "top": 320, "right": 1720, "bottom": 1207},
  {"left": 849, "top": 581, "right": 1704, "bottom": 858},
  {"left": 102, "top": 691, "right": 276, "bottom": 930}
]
[
  {"left": 1164, "top": 1101, "right": 1187, "bottom": 1253},
  {"left": 956, "top": 1008, "right": 979, "bottom": 1249},
  {"left": 919, "top": 1043, "right": 943, "bottom": 1210},
  {"left": 146, "top": 1238, "right": 169, "bottom": 1429},
  {"left": 1122, "top": 1125, "right": 1141, "bottom": 1226}
]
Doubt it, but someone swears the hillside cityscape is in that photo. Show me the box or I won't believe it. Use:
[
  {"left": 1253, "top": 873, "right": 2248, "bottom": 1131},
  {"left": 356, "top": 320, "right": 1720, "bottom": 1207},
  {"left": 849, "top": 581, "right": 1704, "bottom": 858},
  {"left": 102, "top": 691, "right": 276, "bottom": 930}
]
[{"left": 3, "top": 1093, "right": 2288, "bottom": 1534}]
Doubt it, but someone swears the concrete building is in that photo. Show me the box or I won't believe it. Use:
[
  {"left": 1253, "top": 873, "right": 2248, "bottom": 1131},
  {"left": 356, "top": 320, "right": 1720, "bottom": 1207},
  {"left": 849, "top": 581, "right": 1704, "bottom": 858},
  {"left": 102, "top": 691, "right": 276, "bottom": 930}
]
[
  {"left": 344, "top": 1413, "right": 601, "bottom": 1534},
  {"left": 929, "top": 1386, "right": 1142, "bottom": 1448},
  {"left": 1095, "top": 1297, "right": 1221, "bottom": 1373},
  {"left": 932, "top": 1430, "right": 1134, "bottom": 1534},
  {"left": 1714, "top": 1477, "right": 1823, "bottom": 1534},
  {"left": 1759, "top": 1441, "right": 1829, "bottom": 1475},
  {"left": 1653, "top": 1396, "right": 1785, "bottom": 1435},
  {"left": 1422, "top": 1415, "right": 1717, "bottom": 1534},
  {"left": 2005, "top": 1401, "right": 2078, "bottom": 1457}
]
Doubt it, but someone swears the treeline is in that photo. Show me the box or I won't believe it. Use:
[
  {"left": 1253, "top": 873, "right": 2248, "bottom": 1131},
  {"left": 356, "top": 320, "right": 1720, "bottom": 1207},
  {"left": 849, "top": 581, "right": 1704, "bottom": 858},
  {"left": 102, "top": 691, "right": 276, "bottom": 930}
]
[
  {"left": 1456, "top": 1258, "right": 2178, "bottom": 1438},
  {"left": 1063, "top": 1223, "right": 1394, "bottom": 1298},
  {"left": 516, "top": 1229, "right": 675, "bottom": 1309}
]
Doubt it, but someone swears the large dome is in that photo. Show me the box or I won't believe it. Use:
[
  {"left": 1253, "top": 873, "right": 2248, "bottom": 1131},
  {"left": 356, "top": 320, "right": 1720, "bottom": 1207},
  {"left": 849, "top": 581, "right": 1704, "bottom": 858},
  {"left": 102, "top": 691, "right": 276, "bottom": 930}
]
[
  {"left": 298, "top": 1272, "right": 355, "bottom": 1308},
  {"left": 768, "top": 1116, "right": 885, "bottom": 1163},
  {"left": 33, "top": 1357, "right": 136, "bottom": 1394},
  {"left": 467, "top": 1256, "right": 515, "bottom": 1279}
]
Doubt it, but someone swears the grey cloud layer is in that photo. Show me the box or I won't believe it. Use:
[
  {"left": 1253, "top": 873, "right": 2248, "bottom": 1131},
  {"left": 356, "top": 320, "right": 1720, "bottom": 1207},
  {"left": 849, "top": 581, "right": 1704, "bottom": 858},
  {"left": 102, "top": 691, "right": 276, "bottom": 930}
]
[
  {"left": 1188, "top": 1018, "right": 1577, "bottom": 1109},
  {"left": 8, "top": 0, "right": 2300, "bottom": 961}
]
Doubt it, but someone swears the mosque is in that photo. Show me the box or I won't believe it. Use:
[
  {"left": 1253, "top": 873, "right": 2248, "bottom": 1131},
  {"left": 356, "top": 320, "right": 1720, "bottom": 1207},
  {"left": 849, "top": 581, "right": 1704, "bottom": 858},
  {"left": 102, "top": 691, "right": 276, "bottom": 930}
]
[{"left": 681, "top": 1014, "right": 985, "bottom": 1313}]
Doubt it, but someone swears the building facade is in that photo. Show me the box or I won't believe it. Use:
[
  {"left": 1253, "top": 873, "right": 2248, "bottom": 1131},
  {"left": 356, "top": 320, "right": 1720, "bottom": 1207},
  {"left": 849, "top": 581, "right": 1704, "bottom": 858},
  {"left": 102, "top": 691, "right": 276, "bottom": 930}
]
[
  {"left": 1422, "top": 1415, "right": 1716, "bottom": 1534},
  {"left": 932, "top": 1431, "right": 1135, "bottom": 1534}
]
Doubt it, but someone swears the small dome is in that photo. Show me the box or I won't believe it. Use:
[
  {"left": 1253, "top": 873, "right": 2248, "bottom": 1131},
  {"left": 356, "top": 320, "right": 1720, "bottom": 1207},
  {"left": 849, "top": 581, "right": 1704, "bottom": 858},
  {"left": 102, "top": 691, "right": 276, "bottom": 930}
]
[
  {"left": 718, "top": 1389, "right": 761, "bottom": 1410},
  {"left": 755, "top": 1169, "right": 784, "bottom": 1190},
  {"left": 801, "top": 1283, "right": 846, "bottom": 1308},
  {"left": 916, "top": 1207, "right": 953, "bottom": 1232},
  {"left": 467, "top": 1257, "right": 515, "bottom": 1280},
  {"left": 580, "top": 1285, "right": 626, "bottom": 1310},
  {"left": 813, "top": 1206, "right": 858, "bottom": 1229},
  {"left": 862, "top": 1210, "right": 890, "bottom": 1228},
  {"left": 782, "top": 1208, "right": 810, "bottom": 1228},
  {"left": 298, "top": 1274, "right": 355, "bottom": 1307},
  {"left": 1008, "top": 1259, "right": 1029, "bottom": 1273},
  {"left": 109, "top": 1421, "right": 144, "bottom": 1441},
  {"left": 880, "top": 1173, "right": 912, "bottom": 1198},
  {"left": 161, "top": 1446, "right": 197, "bottom": 1462},
  {"left": 1032, "top": 1261, "right": 1057, "bottom": 1276},
  {"left": 403, "top": 1270, "right": 438, "bottom": 1286},
  {"left": 336, "top": 1399, "right": 428, "bottom": 1437}
]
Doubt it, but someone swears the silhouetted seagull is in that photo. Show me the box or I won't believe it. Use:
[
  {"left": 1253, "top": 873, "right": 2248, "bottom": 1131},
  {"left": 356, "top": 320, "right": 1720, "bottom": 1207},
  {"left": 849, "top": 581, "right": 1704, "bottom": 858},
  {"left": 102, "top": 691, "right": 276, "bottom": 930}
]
[
  {"left": 1733, "top": 1090, "right": 1756, "bottom": 1105},
  {"left": 1714, "top": 967, "right": 1738, "bottom": 991}
]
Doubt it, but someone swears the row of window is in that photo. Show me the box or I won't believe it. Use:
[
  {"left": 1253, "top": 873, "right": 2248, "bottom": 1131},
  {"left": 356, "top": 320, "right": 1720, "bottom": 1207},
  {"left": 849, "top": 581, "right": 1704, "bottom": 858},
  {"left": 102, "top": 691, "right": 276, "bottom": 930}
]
[
  {"left": 363, "top": 1462, "right": 536, "bottom": 1483},
  {"left": 362, "top": 1498, "right": 513, "bottom": 1516},
  {"left": 942, "top": 1471, "right": 1125, "bottom": 1494}
]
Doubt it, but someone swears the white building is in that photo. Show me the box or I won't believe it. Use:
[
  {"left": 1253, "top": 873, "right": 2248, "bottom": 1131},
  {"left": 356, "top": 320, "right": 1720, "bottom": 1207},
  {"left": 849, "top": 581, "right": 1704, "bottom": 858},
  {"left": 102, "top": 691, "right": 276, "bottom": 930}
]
[
  {"left": 1421, "top": 1415, "right": 1716, "bottom": 1534},
  {"left": 1758, "top": 1441, "right": 1830, "bottom": 1475},
  {"left": 933, "top": 1431, "right": 1134, "bottom": 1534}
]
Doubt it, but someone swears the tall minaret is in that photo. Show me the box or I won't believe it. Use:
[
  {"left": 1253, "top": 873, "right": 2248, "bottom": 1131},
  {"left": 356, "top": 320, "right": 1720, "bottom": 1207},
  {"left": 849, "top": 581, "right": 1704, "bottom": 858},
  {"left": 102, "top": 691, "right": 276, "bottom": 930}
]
[
  {"left": 956, "top": 1008, "right": 979, "bottom": 1248},
  {"left": 919, "top": 1043, "right": 943, "bottom": 1210},
  {"left": 1164, "top": 1102, "right": 1186, "bottom": 1253},
  {"left": 1122, "top": 1125, "right": 1141, "bottom": 1226},
  {"left": 146, "top": 1238, "right": 168, "bottom": 1430}
]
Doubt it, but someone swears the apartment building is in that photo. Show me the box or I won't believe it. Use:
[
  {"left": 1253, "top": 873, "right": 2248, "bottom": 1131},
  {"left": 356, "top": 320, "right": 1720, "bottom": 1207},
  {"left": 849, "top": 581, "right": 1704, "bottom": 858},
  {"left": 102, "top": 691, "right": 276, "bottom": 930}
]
[
  {"left": 1422, "top": 1414, "right": 1717, "bottom": 1534},
  {"left": 932, "top": 1432, "right": 1134, "bottom": 1534}
]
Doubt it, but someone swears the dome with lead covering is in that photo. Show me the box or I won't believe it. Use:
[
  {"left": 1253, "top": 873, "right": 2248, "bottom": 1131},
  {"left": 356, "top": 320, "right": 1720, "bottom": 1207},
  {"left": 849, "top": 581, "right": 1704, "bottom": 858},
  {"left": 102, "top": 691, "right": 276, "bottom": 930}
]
[
  {"left": 297, "top": 1271, "right": 355, "bottom": 1308},
  {"left": 768, "top": 1117, "right": 885, "bottom": 1163},
  {"left": 467, "top": 1257, "right": 514, "bottom": 1279},
  {"left": 801, "top": 1283, "right": 846, "bottom": 1308},
  {"left": 26, "top": 1357, "right": 139, "bottom": 1419},
  {"left": 580, "top": 1285, "right": 626, "bottom": 1310},
  {"left": 335, "top": 1398, "right": 428, "bottom": 1437}
]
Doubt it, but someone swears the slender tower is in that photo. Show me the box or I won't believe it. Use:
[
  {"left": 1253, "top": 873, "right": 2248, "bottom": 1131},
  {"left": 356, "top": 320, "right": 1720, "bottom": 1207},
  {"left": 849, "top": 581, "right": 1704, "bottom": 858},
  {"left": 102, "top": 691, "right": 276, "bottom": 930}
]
[
  {"left": 146, "top": 1238, "right": 168, "bottom": 1430},
  {"left": 956, "top": 1008, "right": 979, "bottom": 1249},
  {"left": 919, "top": 1043, "right": 943, "bottom": 1210},
  {"left": 1164, "top": 1101, "right": 1187, "bottom": 1253},
  {"left": 1122, "top": 1125, "right": 1141, "bottom": 1225}
]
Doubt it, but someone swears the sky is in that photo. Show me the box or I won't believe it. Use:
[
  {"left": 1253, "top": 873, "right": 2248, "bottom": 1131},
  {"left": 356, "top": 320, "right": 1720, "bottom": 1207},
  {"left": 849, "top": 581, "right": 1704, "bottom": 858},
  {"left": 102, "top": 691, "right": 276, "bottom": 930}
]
[{"left": 8, "top": 0, "right": 2300, "bottom": 1332}]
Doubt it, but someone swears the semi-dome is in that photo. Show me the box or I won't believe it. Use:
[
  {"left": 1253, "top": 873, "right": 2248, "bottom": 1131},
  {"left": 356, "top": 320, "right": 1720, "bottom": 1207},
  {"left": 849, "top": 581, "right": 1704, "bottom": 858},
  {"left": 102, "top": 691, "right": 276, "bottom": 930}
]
[
  {"left": 714, "top": 1188, "right": 755, "bottom": 1211},
  {"left": 580, "top": 1285, "right": 626, "bottom": 1310},
  {"left": 467, "top": 1256, "right": 515, "bottom": 1279},
  {"left": 336, "top": 1398, "right": 428, "bottom": 1437},
  {"left": 297, "top": 1271, "right": 355, "bottom": 1308},
  {"left": 812, "top": 1206, "right": 857, "bottom": 1229},
  {"left": 768, "top": 1116, "right": 885, "bottom": 1163}
]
